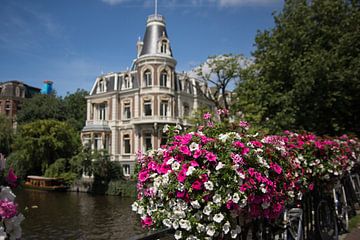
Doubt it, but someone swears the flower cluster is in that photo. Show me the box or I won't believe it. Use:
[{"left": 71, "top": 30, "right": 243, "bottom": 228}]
[
  {"left": 133, "top": 111, "right": 360, "bottom": 239},
  {"left": 0, "top": 169, "right": 24, "bottom": 240}
]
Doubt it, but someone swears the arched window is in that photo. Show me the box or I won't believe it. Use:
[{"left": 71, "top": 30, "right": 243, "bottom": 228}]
[
  {"left": 144, "top": 70, "right": 152, "bottom": 87},
  {"left": 160, "top": 40, "right": 167, "bottom": 54},
  {"left": 160, "top": 70, "right": 168, "bottom": 87}
]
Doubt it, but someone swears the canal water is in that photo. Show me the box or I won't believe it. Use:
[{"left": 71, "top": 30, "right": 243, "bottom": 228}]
[{"left": 14, "top": 189, "right": 145, "bottom": 240}]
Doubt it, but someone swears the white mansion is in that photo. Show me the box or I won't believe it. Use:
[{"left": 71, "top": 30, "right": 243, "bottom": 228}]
[{"left": 81, "top": 13, "right": 213, "bottom": 176}]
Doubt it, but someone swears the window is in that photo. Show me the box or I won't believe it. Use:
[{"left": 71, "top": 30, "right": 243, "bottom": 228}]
[
  {"left": 99, "top": 103, "right": 106, "bottom": 120},
  {"left": 144, "top": 132, "right": 152, "bottom": 151},
  {"left": 160, "top": 40, "right": 167, "bottom": 53},
  {"left": 98, "top": 80, "right": 104, "bottom": 92},
  {"left": 160, "top": 100, "right": 168, "bottom": 117},
  {"left": 123, "top": 164, "right": 130, "bottom": 177},
  {"left": 144, "top": 100, "right": 152, "bottom": 116},
  {"left": 183, "top": 103, "right": 190, "bottom": 117},
  {"left": 160, "top": 71, "right": 168, "bottom": 87},
  {"left": 123, "top": 134, "right": 131, "bottom": 154},
  {"left": 144, "top": 70, "right": 152, "bottom": 87},
  {"left": 123, "top": 75, "right": 131, "bottom": 89},
  {"left": 123, "top": 102, "right": 131, "bottom": 119},
  {"left": 15, "top": 87, "right": 20, "bottom": 97}
]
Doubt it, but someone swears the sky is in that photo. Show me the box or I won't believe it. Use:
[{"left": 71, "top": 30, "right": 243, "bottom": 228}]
[{"left": 0, "top": 0, "right": 283, "bottom": 96}]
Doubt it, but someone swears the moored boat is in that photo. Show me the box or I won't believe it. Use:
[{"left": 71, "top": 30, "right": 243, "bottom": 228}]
[{"left": 24, "top": 176, "right": 68, "bottom": 191}]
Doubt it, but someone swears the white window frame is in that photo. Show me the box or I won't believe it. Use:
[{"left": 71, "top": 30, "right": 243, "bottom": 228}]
[
  {"left": 123, "top": 102, "right": 131, "bottom": 119},
  {"left": 143, "top": 132, "right": 153, "bottom": 151},
  {"left": 144, "top": 70, "right": 152, "bottom": 87},
  {"left": 160, "top": 100, "right": 168, "bottom": 117}
]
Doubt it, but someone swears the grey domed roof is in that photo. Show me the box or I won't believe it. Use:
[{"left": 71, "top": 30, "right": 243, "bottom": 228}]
[{"left": 139, "top": 14, "right": 173, "bottom": 57}]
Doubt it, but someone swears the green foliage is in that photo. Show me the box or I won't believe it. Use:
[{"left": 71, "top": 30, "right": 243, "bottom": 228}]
[
  {"left": 235, "top": 0, "right": 360, "bottom": 135},
  {"left": 0, "top": 114, "right": 13, "bottom": 155},
  {"left": 16, "top": 94, "right": 65, "bottom": 124},
  {"left": 7, "top": 119, "right": 81, "bottom": 178},
  {"left": 92, "top": 150, "right": 123, "bottom": 182},
  {"left": 16, "top": 89, "right": 88, "bottom": 132},
  {"left": 62, "top": 89, "right": 89, "bottom": 131}
]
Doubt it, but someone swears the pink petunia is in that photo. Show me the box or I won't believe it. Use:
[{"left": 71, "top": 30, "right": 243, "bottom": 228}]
[
  {"left": 191, "top": 180, "right": 203, "bottom": 191},
  {"left": 179, "top": 145, "right": 191, "bottom": 156},
  {"left": 203, "top": 112, "right": 212, "bottom": 120},
  {"left": 205, "top": 152, "right": 217, "bottom": 162},
  {"left": 138, "top": 170, "right": 149, "bottom": 183},
  {"left": 270, "top": 163, "right": 282, "bottom": 175},
  {"left": 141, "top": 216, "right": 153, "bottom": 227}
]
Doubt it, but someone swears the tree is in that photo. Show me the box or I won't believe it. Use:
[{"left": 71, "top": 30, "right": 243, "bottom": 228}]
[
  {"left": 62, "top": 89, "right": 89, "bottom": 131},
  {"left": 16, "top": 94, "right": 65, "bottom": 124},
  {"left": 193, "top": 54, "right": 250, "bottom": 111},
  {"left": 6, "top": 119, "right": 81, "bottom": 178},
  {"left": 0, "top": 115, "right": 13, "bottom": 156},
  {"left": 235, "top": 0, "right": 360, "bottom": 135}
]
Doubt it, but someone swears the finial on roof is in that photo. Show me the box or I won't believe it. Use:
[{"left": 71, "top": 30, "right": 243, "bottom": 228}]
[{"left": 155, "top": 0, "right": 158, "bottom": 16}]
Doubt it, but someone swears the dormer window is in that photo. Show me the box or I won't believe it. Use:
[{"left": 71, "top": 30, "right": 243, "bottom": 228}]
[
  {"left": 123, "top": 75, "right": 131, "bottom": 89},
  {"left": 160, "top": 70, "right": 168, "bottom": 87},
  {"left": 98, "top": 79, "right": 105, "bottom": 93},
  {"left": 144, "top": 70, "right": 152, "bottom": 87},
  {"left": 160, "top": 40, "right": 168, "bottom": 54}
]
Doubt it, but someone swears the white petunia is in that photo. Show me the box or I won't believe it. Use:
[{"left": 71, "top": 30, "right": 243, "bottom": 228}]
[
  {"left": 131, "top": 202, "right": 138, "bottom": 212},
  {"left": 232, "top": 193, "right": 240, "bottom": 204},
  {"left": 163, "top": 124, "right": 170, "bottom": 132},
  {"left": 163, "top": 219, "right": 172, "bottom": 228},
  {"left": 216, "top": 162, "right": 224, "bottom": 171},
  {"left": 189, "top": 142, "right": 199, "bottom": 151},
  {"left": 213, "top": 213, "right": 224, "bottom": 223},
  {"left": 218, "top": 134, "right": 229, "bottom": 142},
  {"left": 173, "top": 220, "right": 179, "bottom": 229},
  {"left": 137, "top": 206, "right": 144, "bottom": 215},
  {"left": 172, "top": 161, "right": 181, "bottom": 171},
  {"left": 203, "top": 204, "right": 212, "bottom": 216},
  {"left": 196, "top": 223, "right": 205, "bottom": 233},
  {"left": 204, "top": 181, "right": 214, "bottom": 191},
  {"left": 179, "top": 219, "right": 192, "bottom": 231},
  {"left": 206, "top": 224, "right": 216, "bottom": 237},
  {"left": 213, "top": 194, "right": 222, "bottom": 204},
  {"left": 186, "top": 166, "right": 196, "bottom": 176},
  {"left": 174, "top": 230, "right": 182, "bottom": 240},
  {"left": 223, "top": 221, "right": 231, "bottom": 234},
  {"left": 191, "top": 200, "right": 201, "bottom": 209},
  {"left": 167, "top": 157, "right": 175, "bottom": 165}
]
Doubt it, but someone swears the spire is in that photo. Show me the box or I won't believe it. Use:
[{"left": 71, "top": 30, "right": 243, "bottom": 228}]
[{"left": 155, "top": 0, "right": 158, "bottom": 16}]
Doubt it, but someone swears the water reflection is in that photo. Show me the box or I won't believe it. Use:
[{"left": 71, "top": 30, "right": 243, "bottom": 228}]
[{"left": 14, "top": 189, "right": 144, "bottom": 240}]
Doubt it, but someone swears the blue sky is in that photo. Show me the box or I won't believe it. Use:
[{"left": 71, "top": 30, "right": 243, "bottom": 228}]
[{"left": 0, "top": 0, "right": 283, "bottom": 96}]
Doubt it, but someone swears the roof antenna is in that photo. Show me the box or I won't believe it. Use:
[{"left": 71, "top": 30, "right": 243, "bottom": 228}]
[{"left": 155, "top": 0, "right": 158, "bottom": 16}]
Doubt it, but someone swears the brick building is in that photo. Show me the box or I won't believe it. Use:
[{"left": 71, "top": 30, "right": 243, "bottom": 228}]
[{"left": 0, "top": 80, "right": 41, "bottom": 126}]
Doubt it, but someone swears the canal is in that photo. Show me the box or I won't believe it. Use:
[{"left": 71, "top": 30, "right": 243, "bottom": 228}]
[{"left": 14, "top": 189, "right": 145, "bottom": 240}]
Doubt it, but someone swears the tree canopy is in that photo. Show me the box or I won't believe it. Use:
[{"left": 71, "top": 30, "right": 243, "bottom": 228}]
[
  {"left": 6, "top": 119, "right": 81, "bottom": 178},
  {"left": 194, "top": 54, "right": 250, "bottom": 111},
  {"left": 235, "top": 0, "right": 360, "bottom": 135},
  {"left": 16, "top": 89, "right": 88, "bottom": 131}
]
